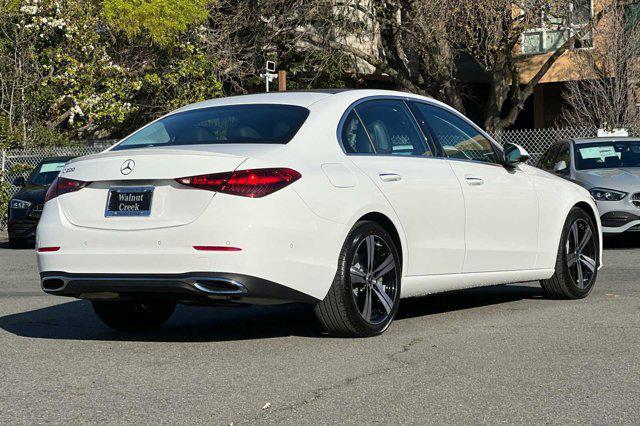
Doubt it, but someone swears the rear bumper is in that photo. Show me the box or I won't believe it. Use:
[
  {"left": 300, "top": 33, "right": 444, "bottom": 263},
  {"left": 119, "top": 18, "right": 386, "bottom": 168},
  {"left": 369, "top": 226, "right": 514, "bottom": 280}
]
[
  {"left": 37, "top": 189, "right": 347, "bottom": 302},
  {"left": 40, "top": 271, "right": 320, "bottom": 304}
]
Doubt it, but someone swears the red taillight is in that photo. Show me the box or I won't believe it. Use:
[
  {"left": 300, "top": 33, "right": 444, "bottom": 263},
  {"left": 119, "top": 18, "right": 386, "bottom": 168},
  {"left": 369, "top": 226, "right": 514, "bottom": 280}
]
[
  {"left": 175, "top": 168, "right": 301, "bottom": 198},
  {"left": 45, "top": 177, "right": 90, "bottom": 203},
  {"left": 37, "top": 246, "right": 60, "bottom": 252},
  {"left": 193, "top": 246, "right": 242, "bottom": 252}
]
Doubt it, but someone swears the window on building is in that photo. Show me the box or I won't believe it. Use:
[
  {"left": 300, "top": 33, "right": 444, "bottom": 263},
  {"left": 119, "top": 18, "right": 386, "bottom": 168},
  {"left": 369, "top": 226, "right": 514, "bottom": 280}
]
[
  {"left": 522, "top": 1, "right": 593, "bottom": 55},
  {"left": 625, "top": 4, "right": 640, "bottom": 32}
]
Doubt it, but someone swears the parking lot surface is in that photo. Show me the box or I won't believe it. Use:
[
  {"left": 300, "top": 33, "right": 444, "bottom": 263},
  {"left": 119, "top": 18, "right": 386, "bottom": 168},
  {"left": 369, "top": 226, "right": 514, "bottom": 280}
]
[{"left": 0, "top": 237, "right": 639, "bottom": 424}]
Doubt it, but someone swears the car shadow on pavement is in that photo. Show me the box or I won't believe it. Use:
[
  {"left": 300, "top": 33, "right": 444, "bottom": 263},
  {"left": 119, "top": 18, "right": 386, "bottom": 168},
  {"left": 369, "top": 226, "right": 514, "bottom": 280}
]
[
  {"left": 0, "top": 284, "right": 542, "bottom": 342},
  {"left": 0, "top": 240, "right": 34, "bottom": 250},
  {"left": 603, "top": 235, "right": 640, "bottom": 250}
]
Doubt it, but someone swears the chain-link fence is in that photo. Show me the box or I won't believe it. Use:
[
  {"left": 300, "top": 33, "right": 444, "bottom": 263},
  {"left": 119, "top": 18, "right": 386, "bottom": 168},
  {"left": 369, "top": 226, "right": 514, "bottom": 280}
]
[
  {"left": 1, "top": 128, "right": 639, "bottom": 230},
  {"left": 491, "top": 127, "right": 602, "bottom": 164}
]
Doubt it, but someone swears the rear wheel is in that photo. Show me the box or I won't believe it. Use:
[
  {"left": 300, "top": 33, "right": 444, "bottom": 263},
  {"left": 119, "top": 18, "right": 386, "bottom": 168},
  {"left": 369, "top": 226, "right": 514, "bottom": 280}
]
[
  {"left": 541, "top": 207, "right": 598, "bottom": 299},
  {"left": 91, "top": 300, "right": 176, "bottom": 331},
  {"left": 315, "top": 221, "right": 401, "bottom": 337}
]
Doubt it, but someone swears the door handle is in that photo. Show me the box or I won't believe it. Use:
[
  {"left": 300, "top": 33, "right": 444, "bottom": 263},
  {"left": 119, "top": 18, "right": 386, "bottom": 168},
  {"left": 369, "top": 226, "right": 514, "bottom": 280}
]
[
  {"left": 379, "top": 173, "right": 402, "bottom": 182},
  {"left": 465, "top": 175, "right": 484, "bottom": 186}
]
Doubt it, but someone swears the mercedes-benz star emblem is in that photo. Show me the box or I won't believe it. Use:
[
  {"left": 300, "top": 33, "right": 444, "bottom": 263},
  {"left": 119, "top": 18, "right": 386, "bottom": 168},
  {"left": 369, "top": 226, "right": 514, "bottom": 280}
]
[{"left": 120, "top": 159, "right": 135, "bottom": 175}]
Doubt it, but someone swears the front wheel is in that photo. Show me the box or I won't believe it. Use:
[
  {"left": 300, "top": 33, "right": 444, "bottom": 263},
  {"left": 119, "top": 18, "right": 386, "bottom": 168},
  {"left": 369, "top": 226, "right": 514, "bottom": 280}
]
[
  {"left": 91, "top": 300, "right": 176, "bottom": 331},
  {"left": 541, "top": 207, "right": 599, "bottom": 299},
  {"left": 315, "top": 221, "right": 401, "bottom": 337}
]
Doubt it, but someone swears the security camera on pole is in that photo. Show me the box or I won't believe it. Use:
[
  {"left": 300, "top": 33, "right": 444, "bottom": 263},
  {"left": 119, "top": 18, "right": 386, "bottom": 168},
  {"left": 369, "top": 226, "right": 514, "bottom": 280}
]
[{"left": 260, "top": 61, "right": 277, "bottom": 92}]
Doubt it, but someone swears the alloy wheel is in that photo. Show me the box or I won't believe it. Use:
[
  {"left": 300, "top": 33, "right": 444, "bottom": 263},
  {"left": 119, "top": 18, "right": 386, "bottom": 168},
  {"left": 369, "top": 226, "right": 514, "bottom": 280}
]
[
  {"left": 565, "top": 218, "right": 597, "bottom": 290},
  {"left": 349, "top": 235, "right": 398, "bottom": 324}
]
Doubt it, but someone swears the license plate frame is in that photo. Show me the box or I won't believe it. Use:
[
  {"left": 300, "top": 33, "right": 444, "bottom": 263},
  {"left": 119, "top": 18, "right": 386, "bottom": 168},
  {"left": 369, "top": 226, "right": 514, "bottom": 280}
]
[{"left": 105, "top": 186, "right": 154, "bottom": 217}]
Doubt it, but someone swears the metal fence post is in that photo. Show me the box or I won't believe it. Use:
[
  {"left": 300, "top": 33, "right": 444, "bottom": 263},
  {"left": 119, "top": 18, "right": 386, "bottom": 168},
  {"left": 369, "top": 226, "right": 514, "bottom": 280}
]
[{"left": 0, "top": 148, "right": 6, "bottom": 182}]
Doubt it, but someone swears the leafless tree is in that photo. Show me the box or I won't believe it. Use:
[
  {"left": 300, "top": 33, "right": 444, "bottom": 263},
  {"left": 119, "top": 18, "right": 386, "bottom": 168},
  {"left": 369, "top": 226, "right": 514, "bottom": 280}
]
[
  {"left": 563, "top": 3, "right": 640, "bottom": 130},
  {"left": 0, "top": 4, "right": 42, "bottom": 146},
  {"left": 212, "top": 0, "right": 639, "bottom": 131}
]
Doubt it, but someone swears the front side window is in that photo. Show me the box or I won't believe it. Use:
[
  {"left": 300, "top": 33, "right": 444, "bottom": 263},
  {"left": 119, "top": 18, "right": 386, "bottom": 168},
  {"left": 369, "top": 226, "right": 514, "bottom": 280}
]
[
  {"left": 354, "top": 100, "right": 431, "bottom": 156},
  {"left": 556, "top": 143, "right": 570, "bottom": 168},
  {"left": 411, "top": 103, "right": 499, "bottom": 165},
  {"left": 574, "top": 140, "right": 640, "bottom": 170},
  {"left": 29, "top": 161, "right": 67, "bottom": 186},
  {"left": 113, "top": 104, "right": 309, "bottom": 151},
  {"left": 539, "top": 144, "right": 561, "bottom": 170}
]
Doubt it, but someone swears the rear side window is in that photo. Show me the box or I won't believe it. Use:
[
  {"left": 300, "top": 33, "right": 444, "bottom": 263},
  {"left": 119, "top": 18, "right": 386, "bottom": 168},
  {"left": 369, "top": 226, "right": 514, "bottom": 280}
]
[
  {"left": 411, "top": 102, "right": 499, "bottom": 164},
  {"left": 354, "top": 100, "right": 431, "bottom": 156},
  {"left": 113, "top": 104, "right": 309, "bottom": 151},
  {"left": 342, "top": 111, "right": 374, "bottom": 154}
]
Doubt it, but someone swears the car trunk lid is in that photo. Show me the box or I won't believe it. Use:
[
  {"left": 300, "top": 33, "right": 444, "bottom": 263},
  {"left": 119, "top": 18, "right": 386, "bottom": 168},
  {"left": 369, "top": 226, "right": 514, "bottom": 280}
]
[{"left": 57, "top": 148, "right": 247, "bottom": 230}]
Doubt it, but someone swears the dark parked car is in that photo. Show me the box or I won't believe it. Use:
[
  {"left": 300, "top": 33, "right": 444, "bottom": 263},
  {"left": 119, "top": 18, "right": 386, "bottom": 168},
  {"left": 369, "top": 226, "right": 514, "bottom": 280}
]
[{"left": 7, "top": 156, "right": 74, "bottom": 248}]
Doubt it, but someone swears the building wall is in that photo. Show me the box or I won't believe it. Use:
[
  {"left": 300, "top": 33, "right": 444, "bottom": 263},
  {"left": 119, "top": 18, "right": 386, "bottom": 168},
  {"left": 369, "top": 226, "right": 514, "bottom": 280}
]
[{"left": 516, "top": 0, "right": 609, "bottom": 84}]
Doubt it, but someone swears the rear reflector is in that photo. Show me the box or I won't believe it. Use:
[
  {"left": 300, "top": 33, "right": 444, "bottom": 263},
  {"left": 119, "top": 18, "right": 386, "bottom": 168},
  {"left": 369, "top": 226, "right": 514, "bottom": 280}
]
[
  {"left": 38, "top": 247, "right": 60, "bottom": 252},
  {"left": 176, "top": 168, "right": 301, "bottom": 198},
  {"left": 45, "top": 177, "right": 90, "bottom": 203},
  {"left": 193, "top": 246, "right": 242, "bottom": 252}
]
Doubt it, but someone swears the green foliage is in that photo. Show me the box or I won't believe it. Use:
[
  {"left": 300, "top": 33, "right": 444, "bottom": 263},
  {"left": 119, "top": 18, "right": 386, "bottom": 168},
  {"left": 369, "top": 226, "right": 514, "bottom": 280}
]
[
  {"left": 0, "top": 178, "right": 10, "bottom": 225},
  {"left": 102, "top": 0, "right": 211, "bottom": 47},
  {"left": 0, "top": 0, "right": 223, "bottom": 145}
]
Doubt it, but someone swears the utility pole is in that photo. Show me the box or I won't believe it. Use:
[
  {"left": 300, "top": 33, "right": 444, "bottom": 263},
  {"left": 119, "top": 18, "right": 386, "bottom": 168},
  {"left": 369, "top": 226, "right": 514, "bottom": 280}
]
[{"left": 278, "top": 70, "right": 287, "bottom": 91}]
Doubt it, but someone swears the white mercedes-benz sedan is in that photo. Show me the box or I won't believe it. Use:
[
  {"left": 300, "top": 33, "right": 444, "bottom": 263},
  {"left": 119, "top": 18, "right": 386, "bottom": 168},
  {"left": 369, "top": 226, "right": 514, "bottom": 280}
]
[{"left": 36, "top": 89, "right": 602, "bottom": 336}]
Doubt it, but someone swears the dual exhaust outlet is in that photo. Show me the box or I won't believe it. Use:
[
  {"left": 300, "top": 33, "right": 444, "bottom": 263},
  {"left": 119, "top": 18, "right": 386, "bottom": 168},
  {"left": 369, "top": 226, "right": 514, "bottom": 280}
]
[{"left": 41, "top": 275, "right": 248, "bottom": 297}]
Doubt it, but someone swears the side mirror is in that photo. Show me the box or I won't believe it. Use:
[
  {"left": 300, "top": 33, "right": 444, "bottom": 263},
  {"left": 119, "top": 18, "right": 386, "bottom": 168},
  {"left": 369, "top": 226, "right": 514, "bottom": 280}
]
[
  {"left": 13, "top": 176, "right": 26, "bottom": 187},
  {"left": 553, "top": 160, "right": 568, "bottom": 174},
  {"left": 504, "top": 142, "right": 530, "bottom": 166}
]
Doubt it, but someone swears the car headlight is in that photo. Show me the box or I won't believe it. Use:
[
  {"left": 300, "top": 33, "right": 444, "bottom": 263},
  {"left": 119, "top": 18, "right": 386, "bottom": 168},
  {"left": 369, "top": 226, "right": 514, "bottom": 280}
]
[
  {"left": 10, "top": 199, "right": 32, "bottom": 210},
  {"left": 589, "top": 188, "right": 627, "bottom": 201}
]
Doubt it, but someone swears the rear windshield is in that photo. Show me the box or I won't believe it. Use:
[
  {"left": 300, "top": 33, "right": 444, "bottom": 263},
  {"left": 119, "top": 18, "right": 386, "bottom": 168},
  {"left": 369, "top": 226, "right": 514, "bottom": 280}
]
[
  {"left": 575, "top": 140, "right": 640, "bottom": 170},
  {"left": 29, "top": 161, "right": 66, "bottom": 186},
  {"left": 112, "top": 104, "right": 309, "bottom": 151}
]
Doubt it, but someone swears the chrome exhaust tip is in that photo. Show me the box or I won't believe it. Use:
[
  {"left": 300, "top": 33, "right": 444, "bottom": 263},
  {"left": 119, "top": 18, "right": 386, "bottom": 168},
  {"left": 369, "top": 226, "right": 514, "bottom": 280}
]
[{"left": 191, "top": 278, "right": 247, "bottom": 296}]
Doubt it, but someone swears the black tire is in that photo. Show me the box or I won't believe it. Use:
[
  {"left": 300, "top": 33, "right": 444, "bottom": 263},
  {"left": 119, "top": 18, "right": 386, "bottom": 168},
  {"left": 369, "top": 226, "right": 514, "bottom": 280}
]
[
  {"left": 91, "top": 300, "right": 176, "bottom": 331},
  {"left": 8, "top": 237, "right": 28, "bottom": 249},
  {"left": 315, "top": 221, "right": 401, "bottom": 337},
  {"left": 541, "top": 207, "right": 599, "bottom": 299}
]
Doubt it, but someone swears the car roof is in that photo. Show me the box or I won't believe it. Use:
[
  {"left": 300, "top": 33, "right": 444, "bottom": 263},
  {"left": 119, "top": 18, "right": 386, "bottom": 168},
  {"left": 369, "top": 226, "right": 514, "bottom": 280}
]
[
  {"left": 173, "top": 89, "right": 357, "bottom": 112},
  {"left": 171, "top": 88, "right": 459, "bottom": 120}
]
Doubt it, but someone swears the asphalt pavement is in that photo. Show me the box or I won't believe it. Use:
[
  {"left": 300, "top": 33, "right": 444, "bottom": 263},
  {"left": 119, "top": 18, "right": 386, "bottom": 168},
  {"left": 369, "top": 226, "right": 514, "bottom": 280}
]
[{"left": 0, "top": 237, "right": 639, "bottom": 424}]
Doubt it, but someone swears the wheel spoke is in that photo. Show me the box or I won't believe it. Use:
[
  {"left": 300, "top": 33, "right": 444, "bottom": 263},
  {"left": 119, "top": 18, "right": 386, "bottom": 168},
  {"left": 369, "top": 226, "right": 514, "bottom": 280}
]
[
  {"left": 361, "top": 286, "right": 372, "bottom": 322},
  {"left": 576, "top": 258, "right": 584, "bottom": 288},
  {"left": 570, "top": 222, "right": 579, "bottom": 247},
  {"left": 372, "top": 281, "right": 393, "bottom": 314},
  {"left": 578, "top": 226, "right": 592, "bottom": 251},
  {"left": 365, "top": 235, "right": 375, "bottom": 272},
  {"left": 567, "top": 252, "right": 577, "bottom": 267},
  {"left": 350, "top": 266, "right": 366, "bottom": 285},
  {"left": 372, "top": 255, "right": 395, "bottom": 279},
  {"left": 580, "top": 254, "right": 596, "bottom": 273}
]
